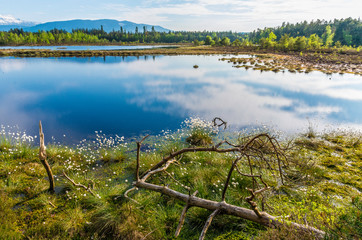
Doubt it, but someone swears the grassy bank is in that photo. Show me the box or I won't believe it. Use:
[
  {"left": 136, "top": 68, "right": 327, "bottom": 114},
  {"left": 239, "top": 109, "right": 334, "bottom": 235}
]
[
  {"left": 0, "top": 119, "right": 361, "bottom": 239},
  {"left": 0, "top": 45, "right": 232, "bottom": 57}
]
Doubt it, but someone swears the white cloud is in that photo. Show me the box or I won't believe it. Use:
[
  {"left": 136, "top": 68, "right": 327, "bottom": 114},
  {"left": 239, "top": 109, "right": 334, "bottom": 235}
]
[{"left": 101, "top": 0, "right": 361, "bottom": 31}]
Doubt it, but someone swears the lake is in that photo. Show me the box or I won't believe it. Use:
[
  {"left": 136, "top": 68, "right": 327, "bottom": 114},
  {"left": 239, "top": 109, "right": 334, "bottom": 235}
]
[
  {"left": 0, "top": 54, "right": 361, "bottom": 144},
  {"left": 0, "top": 45, "right": 175, "bottom": 51}
]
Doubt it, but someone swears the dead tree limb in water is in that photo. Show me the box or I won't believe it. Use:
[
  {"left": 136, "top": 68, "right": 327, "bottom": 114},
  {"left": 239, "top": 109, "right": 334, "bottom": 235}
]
[
  {"left": 39, "top": 121, "right": 55, "bottom": 193},
  {"left": 126, "top": 129, "right": 325, "bottom": 239}
]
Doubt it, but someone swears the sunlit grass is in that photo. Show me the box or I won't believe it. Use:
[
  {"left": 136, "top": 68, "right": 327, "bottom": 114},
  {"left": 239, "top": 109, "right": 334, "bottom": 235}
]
[{"left": 0, "top": 120, "right": 361, "bottom": 239}]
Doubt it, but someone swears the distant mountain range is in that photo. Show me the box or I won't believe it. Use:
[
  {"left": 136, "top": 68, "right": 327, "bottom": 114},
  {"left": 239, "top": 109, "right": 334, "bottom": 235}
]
[{"left": 0, "top": 16, "right": 171, "bottom": 33}]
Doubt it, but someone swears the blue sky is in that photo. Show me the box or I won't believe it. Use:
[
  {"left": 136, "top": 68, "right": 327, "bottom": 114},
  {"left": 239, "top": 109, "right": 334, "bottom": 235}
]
[{"left": 1, "top": 0, "right": 361, "bottom": 31}]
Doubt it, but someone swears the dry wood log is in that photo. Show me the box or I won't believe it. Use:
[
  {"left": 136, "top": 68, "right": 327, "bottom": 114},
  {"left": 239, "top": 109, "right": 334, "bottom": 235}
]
[
  {"left": 127, "top": 131, "right": 325, "bottom": 239},
  {"left": 135, "top": 181, "right": 325, "bottom": 238},
  {"left": 39, "top": 121, "right": 55, "bottom": 193}
]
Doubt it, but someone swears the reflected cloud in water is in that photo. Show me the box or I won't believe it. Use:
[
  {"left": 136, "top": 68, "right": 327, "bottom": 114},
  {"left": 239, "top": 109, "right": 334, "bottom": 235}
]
[{"left": 0, "top": 55, "right": 361, "bottom": 143}]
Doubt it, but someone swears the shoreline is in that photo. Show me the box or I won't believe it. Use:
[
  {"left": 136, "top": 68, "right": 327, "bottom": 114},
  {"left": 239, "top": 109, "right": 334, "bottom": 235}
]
[{"left": 0, "top": 45, "right": 361, "bottom": 75}]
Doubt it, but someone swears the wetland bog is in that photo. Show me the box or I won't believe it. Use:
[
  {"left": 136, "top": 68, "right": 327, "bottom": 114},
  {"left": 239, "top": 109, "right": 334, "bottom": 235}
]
[{"left": 1, "top": 47, "right": 362, "bottom": 240}]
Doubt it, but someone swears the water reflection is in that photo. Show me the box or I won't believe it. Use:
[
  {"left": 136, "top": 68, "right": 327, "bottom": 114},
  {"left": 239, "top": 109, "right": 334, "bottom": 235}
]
[
  {"left": 0, "top": 55, "right": 361, "bottom": 143},
  {"left": 0, "top": 45, "right": 175, "bottom": 51}
]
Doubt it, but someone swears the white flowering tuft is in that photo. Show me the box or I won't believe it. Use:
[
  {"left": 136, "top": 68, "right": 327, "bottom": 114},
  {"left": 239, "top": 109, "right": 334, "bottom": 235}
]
[{"left": 182, "top": 117, "right": 218, "bottom": 134}]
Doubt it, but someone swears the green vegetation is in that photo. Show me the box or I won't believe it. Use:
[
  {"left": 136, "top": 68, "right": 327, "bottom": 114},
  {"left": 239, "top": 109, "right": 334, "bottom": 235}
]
[
  {"left": 1, "top": 18, "right": 360, "bottom": 52},
  {"left": 249, "top": 18, "right": 362, "bottom": 48},
  {"left": 0, "top": 118, "right": 361, "bottom": 239},
  {"left": 0, "top": 28, "right": 245, "bottom": 46}
]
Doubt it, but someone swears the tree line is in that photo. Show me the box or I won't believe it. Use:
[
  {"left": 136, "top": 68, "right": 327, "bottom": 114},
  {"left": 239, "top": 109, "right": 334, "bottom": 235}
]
[
  {"left": 0, "top": 27, "right": 246, "bottom": 45},
  {"left": 0, "top": 18, "right": 360, "bottom": 50}
]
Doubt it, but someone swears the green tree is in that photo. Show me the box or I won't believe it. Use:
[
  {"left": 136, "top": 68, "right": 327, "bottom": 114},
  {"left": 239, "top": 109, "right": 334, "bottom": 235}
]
[
  {"left": 260, "top": 31, "right": 277, "bottom": 48},
  {"left": 220, "top": 37, "right": 231, "bottom": 46},
  {"left": 321, "top": 25, "right": 334, "bottom": 47},
  {"left": 231, "top": 39, "right": 241, "bottom": 46},
  {"left": 193, "top": 39, "right": 201, "bottom": 46},
  {"left": 205, "top": 35, "right": 214, "bottom": 45},
  {"left": 0, "top": 32, "right": 6, "bottom": 44},
  {"left": 213, "top": 36, "right": 220, "bottom": 46},
  {"left": 307, "top": 34, "right": 322, "bottom": 49},
  {"left": 278, "top": 34, "right": 290, "bottom": 51},
  {"left": 343, "top": 30, "right": 353, "bottom": 45},
  {"left": 294, "top": 36, "right": 307, "bottom": 51},
  {"left": 287, "top": 37, "right": 296, "bottom": 50}
]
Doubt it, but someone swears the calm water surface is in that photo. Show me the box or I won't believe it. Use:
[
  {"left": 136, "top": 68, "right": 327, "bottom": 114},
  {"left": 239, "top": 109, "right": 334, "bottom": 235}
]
[
  {"left": 0, "top": 55, "right": 361, "bottom": 143},
  {"left": 0, "top": 45, "right": 174, "bottom": 51}
]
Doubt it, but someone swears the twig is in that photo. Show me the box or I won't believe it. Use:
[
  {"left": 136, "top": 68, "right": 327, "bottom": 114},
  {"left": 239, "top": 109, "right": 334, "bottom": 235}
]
[
  {"left": 199, "top": 209, "right": 221, "bottom": 240},
  {"left": 136, "top": 135, "right": 149, "bottom": 181},
  {"left": 175, "top": 190, "right": 198, "bottom": 237},
  {"left": 141, "top": 229, "right": 156, "bottom": 240},
  {"left": 245, "top": 177, "right": 269, "bottom": 218},
  {"left": 222, "top": 157, "right": 241, "bottom": 201},
  {"left": 142, "top": 143, "right": 241, "bottom": 177},
  {"left": 141, "top": 159, "right": 177, "bottom": 182},
  {"left": 62, "top": 171, "right": 96, "bottom": 197},
  {"left": 48, "top": 201, "right": 56, "bottom": 208},
  {"left": 212, "top": 117, "right": 227, "bottom": 129},
  {"left": 123, "top": 186, "right": 140, "bottom": 204}
]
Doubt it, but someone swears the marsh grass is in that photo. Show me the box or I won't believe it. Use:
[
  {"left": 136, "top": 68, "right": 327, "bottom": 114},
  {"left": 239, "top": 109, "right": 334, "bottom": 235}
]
[{"left": 0, "top": 122, "right": 361, "bottom": 239}]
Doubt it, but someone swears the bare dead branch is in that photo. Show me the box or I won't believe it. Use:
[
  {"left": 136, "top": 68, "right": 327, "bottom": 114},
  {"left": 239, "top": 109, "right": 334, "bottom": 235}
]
[
  {"left": 63, "top": 171, "right": 96, "bottom": 197},
  {"left": 222, "top": 157, "right": 241, "bottom": 201},
  {"left": 144, "top": 133, "right": 281, "bottom": 178},
  {"left": 245, "top": 173, "right": 269, "bottom": 218},
  {"left": 141, "top": 229, "right": 156, "bottom": 240},
  {"left": 212, "top": 117, "right": 227, "bottom": 129},
  {"left": 135, "top": 181, "right": 325, "bottom": 239},
  {"left": 246, "top": 155, "right": 256, "bottom": 189},
  {"left": 142, "top": 144, "right": 240, "bottom": 177},
  {"left": 48, "top": 201, "right": 56, "bottom": 208},
  {"left": 123, "top": 186, "right": 140, "bottom": 204},
  {"left": 235, "top": 165, "right": 261, "bottom": 178},
  {"left": 199, "top": 209, "right": 221, "bottom": 240},
  {"left": 136, "top": 135, "right": 149, "bottom": 181},
  {"left": 127, "top": 130, "right": 325, "bottom": 239},
  {"left": 175, "top": 190, "right": 198, "bottom": 237},
  {"left": 39, "top": 121, "right": 55, "bottom": 193},
  {"left": 142, "top": 159, "right": 177, "bottom": 182}
]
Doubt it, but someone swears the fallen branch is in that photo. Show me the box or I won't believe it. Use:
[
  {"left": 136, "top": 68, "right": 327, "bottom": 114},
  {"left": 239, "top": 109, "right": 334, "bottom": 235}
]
[
  {"left": 123, "top": 186, "right": 140, "bottom": 204},
  {"left": 175, "top": 190, "right": 198, "bottom": 237},
  {"left": 199, "top": 209, "right": 221, "bottom": 240},
  {"left": 39, "top": 121, "right": 55, "bottom": 193},
  {"left": 127, "top": 132, "right": 325, "bottom": 239},
  {"left": 135, "top": 181, "right": 325, "bottom": 238},
  {"left": 63, "top": 171, "right": 97, "bottom": 197}
]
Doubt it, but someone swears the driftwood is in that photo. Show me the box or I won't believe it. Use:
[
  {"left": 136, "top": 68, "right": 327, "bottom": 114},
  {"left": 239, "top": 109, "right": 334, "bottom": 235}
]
[
  {"left": 126, "top": 130, "right": 326, "bottom": 239},
  {"left": 62, "top": 171, "right": 97, "bottom": 197},
  {"left": 39, "top": 121, "right": 55, "bottom": 193}
]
